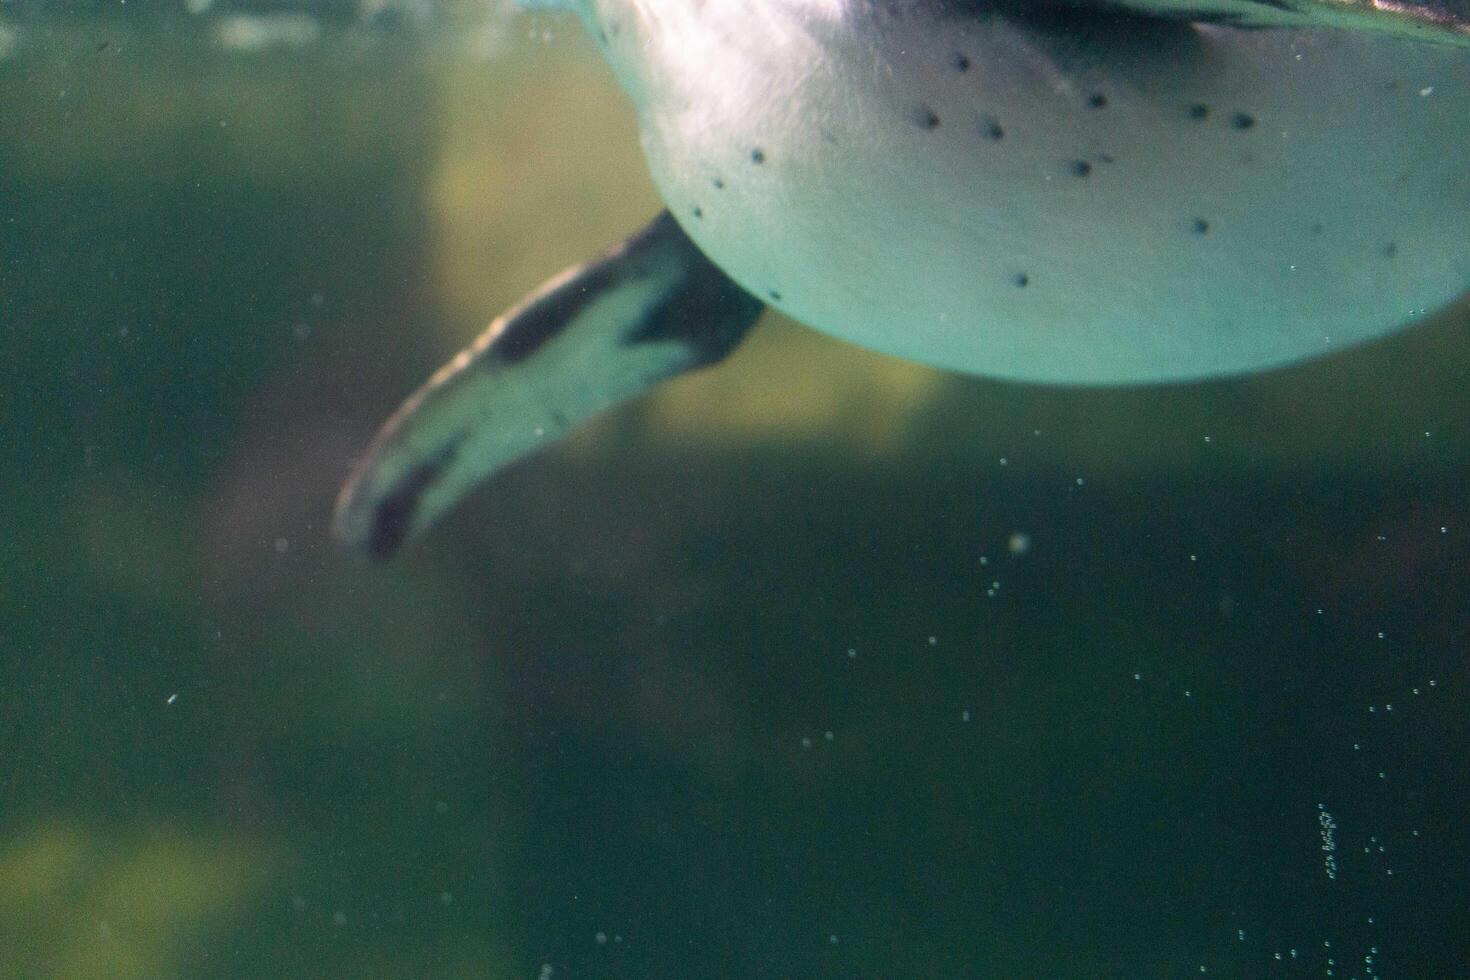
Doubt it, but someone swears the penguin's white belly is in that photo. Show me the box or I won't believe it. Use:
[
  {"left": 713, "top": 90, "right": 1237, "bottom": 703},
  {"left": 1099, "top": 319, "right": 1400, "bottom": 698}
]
[{"left": 632, "top": 11, "right": 1470, "bottom": 383}]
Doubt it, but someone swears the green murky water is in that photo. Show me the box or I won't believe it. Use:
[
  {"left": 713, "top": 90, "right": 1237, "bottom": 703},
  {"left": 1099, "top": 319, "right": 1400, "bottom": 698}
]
[{"left": 2, "top": 4, "right": 1468, "bottom": 976}]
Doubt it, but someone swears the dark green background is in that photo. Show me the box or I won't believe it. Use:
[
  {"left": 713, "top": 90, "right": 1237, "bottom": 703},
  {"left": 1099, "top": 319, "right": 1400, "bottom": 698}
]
[{"left": 1, "top": 7, "right": 1467, "bottom": 977}]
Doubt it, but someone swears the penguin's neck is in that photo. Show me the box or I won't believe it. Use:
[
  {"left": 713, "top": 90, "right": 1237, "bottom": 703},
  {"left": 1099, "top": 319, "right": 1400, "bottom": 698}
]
[{"left": 577, "top": 0, "right": 854, "bottom": 118}]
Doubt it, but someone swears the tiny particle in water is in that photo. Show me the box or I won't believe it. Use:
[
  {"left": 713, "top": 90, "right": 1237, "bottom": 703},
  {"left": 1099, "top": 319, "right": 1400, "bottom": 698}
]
[
  {"left": 274, "top": 537, "right": 289, "bottom": 553},
  {"left": 1008, "top": 532, "right": 1032, "bottom": 555},
  {"left": 332, "top": 911, "right": 347, "bottom": 927},
  {"left": 824, "top": 731, "right": 834, "bottom": 741},
  {"left": 435, "top": 800, "right": 449, "bottom": 814},
  {"left": 961, "top": 709, "right": 971, "bottom": 722},
  {"left": 846, "top": 647, "right": 857, "bottom": 658},
  {"left": 596, "top": 931, "right": 608, "bottom": 945},
  {"left": 801, "top": 737, "right": 813, "bottom": 748},
  {"left": 1133, "top": 673, "right": 1141, "bottom": 681},
  {"left": 927, "top": 635, "right": 938, "bottom": 646},
  {"left": 166, "top": 693, "right": 178, "bottom": 705},
  {"left": 829, "top": 935, "right": 840, "bottom": 945},
  {"left": 440, "top": 892, "right": 453, "bottom": 906}
]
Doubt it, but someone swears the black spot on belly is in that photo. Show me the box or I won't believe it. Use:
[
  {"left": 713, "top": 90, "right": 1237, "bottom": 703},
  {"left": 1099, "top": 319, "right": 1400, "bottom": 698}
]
[
  {"left": 953, "top": 51, "right": 971, "bottom": 72},
  {"left": 768, "top": 289, "right": 782, "bottom": 301},
  {"left": 1383, "top": 241, "right": 1398, "bottom": 258},
  {"left": 713, "top": 177, "right": 725, "bottom": 190},
  {"left": 981, "top": 116, "right": 1005, "bottom": 140},
  {"left": 914, "top": 105, "right": 941, "bottom": 130},
  {"left": 692, "top": 206, "right": 703, "bottom": 219},
  {"left": 1191, "top": 217, "right": 1210, "bottom": 235},
  {"left": 1188, "top": 103, "right": 1210, "bottom": 121},
  {"left": 1087, "top": 92, "right": 1107, "bottom": 109},
  {"left": 1231, "top": 111, "right": 1256, "bottom": 130},
  {"left": 1310, "top": 222, "right": 1325, "bottom": 235},
  {"left": 750, "top": 148, "right": 766, "bottom": 164},
  {"left": 1070, "top": 160, "right": 1092, "bottom": 178},
  {"left": 1014, "top": 272, "right": 1029, "bottom": 288}
]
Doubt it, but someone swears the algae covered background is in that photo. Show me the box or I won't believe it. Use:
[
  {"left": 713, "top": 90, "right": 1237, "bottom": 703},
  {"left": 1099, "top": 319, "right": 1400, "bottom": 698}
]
[{"left": 1, "top": 3, "right": 1468, "bottom": 976}]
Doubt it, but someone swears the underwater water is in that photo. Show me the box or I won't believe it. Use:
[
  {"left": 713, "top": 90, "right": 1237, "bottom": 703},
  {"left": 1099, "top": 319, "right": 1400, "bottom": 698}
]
[{"left": 2, "top": 2, "right": 1469, "bottom": 976}]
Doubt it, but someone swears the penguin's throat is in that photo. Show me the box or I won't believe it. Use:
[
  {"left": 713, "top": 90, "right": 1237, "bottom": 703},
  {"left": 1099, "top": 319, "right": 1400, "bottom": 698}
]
[{"left": 582, "top": 0, "right": 849, "bottom": 118}]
